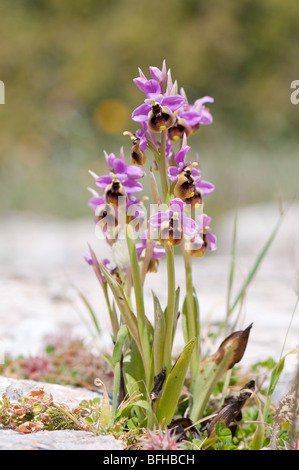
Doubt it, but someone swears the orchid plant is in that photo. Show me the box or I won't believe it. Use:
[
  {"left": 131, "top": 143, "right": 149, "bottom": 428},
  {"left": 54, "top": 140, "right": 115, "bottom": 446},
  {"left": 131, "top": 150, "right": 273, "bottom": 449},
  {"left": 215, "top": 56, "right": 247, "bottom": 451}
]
[{"left": 86, "top": 61, "right": 252, "bottom": 430}]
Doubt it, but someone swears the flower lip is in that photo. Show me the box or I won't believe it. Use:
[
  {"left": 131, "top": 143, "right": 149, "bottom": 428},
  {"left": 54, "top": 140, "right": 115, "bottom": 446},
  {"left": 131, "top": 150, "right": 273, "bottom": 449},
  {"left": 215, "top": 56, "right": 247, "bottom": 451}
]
[
  {"left": 185, "top": 213, "right": 217, "bottom": 256},
  {"left": 132, "top": 94, "right": 185, "bottom": 127},
  {"left": 168, "top": 146, "right": 201, "bottom": 186},
  {"left": 148, "top": 102, "right": 176, "bottom": 132}
]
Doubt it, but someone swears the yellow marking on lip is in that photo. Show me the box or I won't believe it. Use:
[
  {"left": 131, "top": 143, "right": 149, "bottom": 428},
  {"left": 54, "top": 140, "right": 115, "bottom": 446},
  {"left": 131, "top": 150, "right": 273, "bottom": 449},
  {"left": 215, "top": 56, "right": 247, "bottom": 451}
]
[{"left": 159, "top": 125, "right": 166, "bottom": 130}]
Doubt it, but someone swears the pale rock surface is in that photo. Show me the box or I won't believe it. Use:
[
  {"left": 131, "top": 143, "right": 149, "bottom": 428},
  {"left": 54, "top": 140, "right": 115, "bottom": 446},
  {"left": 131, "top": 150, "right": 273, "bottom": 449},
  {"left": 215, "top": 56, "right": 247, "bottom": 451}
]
[
  {"left": 0, "top": 205, "right": 299, "bottom": 399},
  {"left": 0, "top": 376, "right": 123, "bottom": 450},
  {"left": 0, "top": 429, "right": 123, "bottom": 450}
]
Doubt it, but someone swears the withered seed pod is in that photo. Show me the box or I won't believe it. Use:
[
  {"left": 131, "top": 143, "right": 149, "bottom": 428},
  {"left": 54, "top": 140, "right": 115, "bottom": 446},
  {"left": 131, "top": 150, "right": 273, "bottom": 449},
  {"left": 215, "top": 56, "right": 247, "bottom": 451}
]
[{"left": 148, "top": 103, "right": 176, "bottom": 133}]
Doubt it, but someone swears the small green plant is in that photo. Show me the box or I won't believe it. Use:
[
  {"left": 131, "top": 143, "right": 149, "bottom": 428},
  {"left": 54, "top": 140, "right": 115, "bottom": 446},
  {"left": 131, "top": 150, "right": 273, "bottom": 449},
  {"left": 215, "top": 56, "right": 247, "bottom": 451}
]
[{"left": 0, "top": 388, "right": 89, "bottom": 434}]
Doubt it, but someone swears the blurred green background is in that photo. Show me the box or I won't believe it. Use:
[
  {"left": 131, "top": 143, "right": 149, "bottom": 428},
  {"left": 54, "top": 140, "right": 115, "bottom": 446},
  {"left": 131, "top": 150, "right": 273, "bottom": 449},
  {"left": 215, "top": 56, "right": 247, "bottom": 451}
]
[{"left": 0, "top": 0, "right": 298, "bottom": 220}]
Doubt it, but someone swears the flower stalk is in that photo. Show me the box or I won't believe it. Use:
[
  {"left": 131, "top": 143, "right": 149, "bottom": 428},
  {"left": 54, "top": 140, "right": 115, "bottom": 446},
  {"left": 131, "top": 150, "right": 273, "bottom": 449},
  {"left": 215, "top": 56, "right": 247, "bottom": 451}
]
[
  {"left": 163, "top": 243, "right": 176, "bottom": 375},
  {"left": 126, "top": 223, "right": 152, "bottom": 388},
  {"left": 158, "top": 129, "right": 170, "bottom": 204}
]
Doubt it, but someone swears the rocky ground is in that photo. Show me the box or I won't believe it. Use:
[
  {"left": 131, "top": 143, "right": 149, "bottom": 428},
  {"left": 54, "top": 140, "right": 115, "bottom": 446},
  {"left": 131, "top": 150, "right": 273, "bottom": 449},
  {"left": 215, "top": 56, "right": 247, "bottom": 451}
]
[{"left": 0, "top": 203, "right": 298, "bottom": 449}]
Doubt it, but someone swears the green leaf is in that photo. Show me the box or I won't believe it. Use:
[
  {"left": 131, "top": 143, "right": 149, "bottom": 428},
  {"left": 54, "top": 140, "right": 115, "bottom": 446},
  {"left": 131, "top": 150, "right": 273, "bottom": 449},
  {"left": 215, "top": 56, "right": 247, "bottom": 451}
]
[
  {"left": 125, "top": 224, "right": 152, "bottom": 385},
  {"left": 182, "top": 288, "right": 199, "bottom": 345},
  {"left": 77, "top": 289, "right": 101, "bottom": 336},
  {"left": 190, "top": 324, "right": 252, "bottom": 422},
  {"left": 171, "top": 286, "right": 181, "bottom": 341},
  {"left": 99, "top": 262, "right": 141, "bottom": 354},
  {"left": 216, "top": 422, "right": 232, "bottom": 437},
  {"left": 267, "top": 350, "right": 298, "bottom": 396},
  {"left": 98, "top": 380, "right": 111, "bottom": 429},
  {"left": 123, "top": 340, "right": 147, "bottom": 405},
  {"left": 152, "top": 290, "right": 166, "bottom": 375},
  {"left": 250, "top": 406, "right": 265, "bottom": 450},
  {"left": 156, "top": 338, "right": 195, "bottom": 425},
  {"left": 112, "top": 325, "right": 128, "bottom": 365}
]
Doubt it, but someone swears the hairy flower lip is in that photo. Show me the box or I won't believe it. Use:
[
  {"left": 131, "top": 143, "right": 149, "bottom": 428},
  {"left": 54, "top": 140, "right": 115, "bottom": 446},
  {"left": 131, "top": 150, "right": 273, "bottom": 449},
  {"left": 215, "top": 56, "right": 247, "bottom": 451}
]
[{"left": 148, "top": 103, "right": 176, "bottom": 132}]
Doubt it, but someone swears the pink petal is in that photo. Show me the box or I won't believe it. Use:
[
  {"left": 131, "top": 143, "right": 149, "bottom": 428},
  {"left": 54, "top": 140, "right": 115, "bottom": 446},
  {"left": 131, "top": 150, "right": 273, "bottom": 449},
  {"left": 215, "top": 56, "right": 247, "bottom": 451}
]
[
  {"left": 206, "top": 231, "right": 217, "bottom": 251},
  {"left": 197, "top": 180, "right": 215, "bottom": 196},
  {"left": 168, "top": 166, "right": 180, "bottom": 182},
  {"left": 174, "top": 145, "right": 191, "bottom": 166},
  {"left": 95, "top": 175, "right": 112, "bottom": 189},
  {"left": 132, "top": 103, "right": 150, "bottom": 122}
]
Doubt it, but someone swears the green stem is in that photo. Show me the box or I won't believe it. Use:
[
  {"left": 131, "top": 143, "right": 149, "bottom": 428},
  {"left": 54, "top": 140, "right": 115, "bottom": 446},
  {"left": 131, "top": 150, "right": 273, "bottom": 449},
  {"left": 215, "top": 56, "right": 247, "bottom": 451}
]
[
  {"left": 147, "top": 140, "right": 160, "bottom": 165},
  {"left": 163, "top": 244, "right": 176, "bottom": 375},
  {"left": 182, "top": 249, "right": 199, "bottom": 379},
  {"left": 157, "top": 129, "right": 176, "bottom": 374},
  {"left": 159, "top": 129, "right": 169, "bottom": 203},
  {"left": 125, "top": 224, "right": 152, "bottom": 389}
]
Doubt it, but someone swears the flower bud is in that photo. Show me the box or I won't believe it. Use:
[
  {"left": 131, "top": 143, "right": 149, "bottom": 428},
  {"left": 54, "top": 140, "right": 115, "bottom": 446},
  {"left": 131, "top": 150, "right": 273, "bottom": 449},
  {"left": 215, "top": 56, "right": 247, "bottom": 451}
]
[
  {"left": 148, "top": 103, "right": 176, "bottom": 133},
  {"left": 124, "top": 131, "right": 147, "bottom": 166},
  {"left": 131, "top": 140, "right": 147, "bottom": 166}
]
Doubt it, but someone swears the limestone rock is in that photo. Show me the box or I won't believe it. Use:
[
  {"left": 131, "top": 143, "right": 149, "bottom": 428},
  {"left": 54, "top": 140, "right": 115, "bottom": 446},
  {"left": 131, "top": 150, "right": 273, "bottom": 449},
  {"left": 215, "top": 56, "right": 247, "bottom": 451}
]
[{"left": 0, "top": 376, "right": 123, "bottom": 450}]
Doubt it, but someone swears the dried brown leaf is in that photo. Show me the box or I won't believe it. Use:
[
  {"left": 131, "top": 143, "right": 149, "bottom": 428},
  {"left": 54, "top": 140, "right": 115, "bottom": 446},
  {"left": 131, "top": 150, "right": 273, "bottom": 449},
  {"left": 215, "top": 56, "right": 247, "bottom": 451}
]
[
  {"left": 203, "top": 380, "right": 255, "bottom": 436},
  {"left": 150, "top": 367, "right": 166, "bottom": 403},
  {"left": 202, "top": 323, "right": 253, "bottom": 371},
  {"left": 16, "top": 420, "right": 44, "bottom": 434}
]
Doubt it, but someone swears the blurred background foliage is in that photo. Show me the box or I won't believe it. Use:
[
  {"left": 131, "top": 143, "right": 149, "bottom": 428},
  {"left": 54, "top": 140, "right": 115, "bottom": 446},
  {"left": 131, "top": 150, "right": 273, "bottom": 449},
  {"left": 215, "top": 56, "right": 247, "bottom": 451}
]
[{"left": 0, "top": 0, "right": 298, "bottom": 219}]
